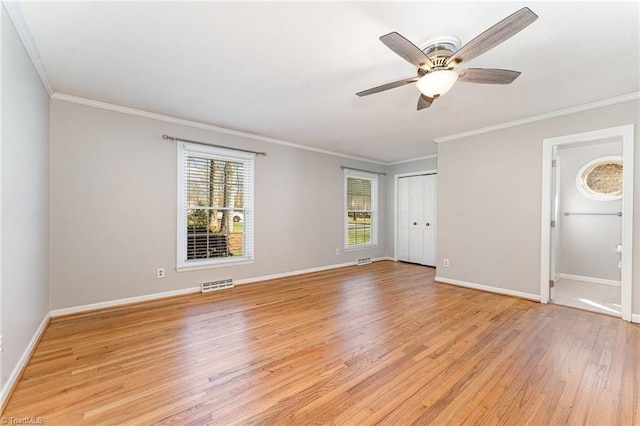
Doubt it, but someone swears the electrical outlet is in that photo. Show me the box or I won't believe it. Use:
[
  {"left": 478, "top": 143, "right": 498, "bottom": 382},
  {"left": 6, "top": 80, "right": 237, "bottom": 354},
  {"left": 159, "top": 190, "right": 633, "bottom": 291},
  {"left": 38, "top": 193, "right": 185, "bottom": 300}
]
[
  {"left": 157, "top": 268, "right": 165, "bottom": 278},
  {"left": 336, "top": 248, "right": 340, "bottom": 255},
  {"left": 443, "top": 259, "right": 450, "bottom": 267}
]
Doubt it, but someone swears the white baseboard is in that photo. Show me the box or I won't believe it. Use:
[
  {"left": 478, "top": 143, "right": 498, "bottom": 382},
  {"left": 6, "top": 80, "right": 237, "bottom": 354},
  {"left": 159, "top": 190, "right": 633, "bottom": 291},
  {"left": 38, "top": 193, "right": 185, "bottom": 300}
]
[
  {"left": 0, "top": 313, "right": 50, "bottom": 410},
  {"left": 632, "top": 314, "right": 640, "bottom": 323},
  {"left": 50, "top": 257, "right": 393, "bottom": 317},
  {"left": 434, "top": 276, "right": 541, "bottom": 302},
  {"left": 236, "top": 260, "right": 360, "bottom": 285},
  {"left": 558, "top": 273, "right": 620, "bottom": 287},
  {"left": 234, "top": 257, "right": 392, "bottom": 286},
  {"left": 49, "top": 286, "right": 201, "bottom": 317}
]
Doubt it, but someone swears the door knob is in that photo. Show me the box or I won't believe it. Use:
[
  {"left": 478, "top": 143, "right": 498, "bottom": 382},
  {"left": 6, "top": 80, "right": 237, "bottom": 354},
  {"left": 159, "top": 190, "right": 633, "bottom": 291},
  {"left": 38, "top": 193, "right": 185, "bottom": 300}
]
[
  {"left": 426, "top": 223, "right": 430, "bottom": 227},
  {"left": 413, "top": 222, "right": 417, "bottom": 225}
]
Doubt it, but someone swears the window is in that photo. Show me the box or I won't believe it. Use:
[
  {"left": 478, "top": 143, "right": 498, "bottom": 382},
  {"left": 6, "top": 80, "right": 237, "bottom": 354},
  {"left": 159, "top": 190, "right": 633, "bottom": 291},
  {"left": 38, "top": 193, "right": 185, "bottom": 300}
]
[
  {"left": 576, "top": 156, "right": 623, "bottom": 201},
  {"left": 345, "top": 170, "right": 378, "bottom": 249},
  {"left": 177, "top": 142, "right": 254, "bottom": 269}
]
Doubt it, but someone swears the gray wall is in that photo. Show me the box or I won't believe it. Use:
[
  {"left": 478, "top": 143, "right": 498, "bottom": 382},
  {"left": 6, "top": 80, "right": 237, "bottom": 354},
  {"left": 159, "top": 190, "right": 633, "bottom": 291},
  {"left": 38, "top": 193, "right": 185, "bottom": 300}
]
[
  {"left": 385, "top": 157, "right": 438, "bottom": 257},
  {"left": 557, "top": 140, "right": 622, "bottom": 281},
  {"left": 1, "top": 5, "right": 50, "bottom": 387},
  {"left": 49, "top": 100, "right": 388, "bottom": 309},
  {"left": 436, "top": 100, "right": 640, "bottom": 313}
]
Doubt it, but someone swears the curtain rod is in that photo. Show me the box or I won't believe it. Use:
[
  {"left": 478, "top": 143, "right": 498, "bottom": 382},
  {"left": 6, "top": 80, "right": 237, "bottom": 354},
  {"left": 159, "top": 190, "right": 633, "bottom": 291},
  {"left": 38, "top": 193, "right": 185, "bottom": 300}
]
[
  {"left": 341, "top": 166, "right": 386, "bottom": 176},
  {"left": 163, "top": 134, "right": 267, "bottom": 156}
]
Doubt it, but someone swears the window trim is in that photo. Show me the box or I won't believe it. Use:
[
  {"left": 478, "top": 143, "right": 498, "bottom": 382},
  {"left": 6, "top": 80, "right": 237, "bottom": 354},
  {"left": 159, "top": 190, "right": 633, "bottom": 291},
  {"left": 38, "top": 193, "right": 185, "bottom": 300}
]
[
  {"left": 344, "top": 169, "right": 378, "bottom": 250},
  {"left": 176, "top": 142, "right": 255, "bottom": 270}
]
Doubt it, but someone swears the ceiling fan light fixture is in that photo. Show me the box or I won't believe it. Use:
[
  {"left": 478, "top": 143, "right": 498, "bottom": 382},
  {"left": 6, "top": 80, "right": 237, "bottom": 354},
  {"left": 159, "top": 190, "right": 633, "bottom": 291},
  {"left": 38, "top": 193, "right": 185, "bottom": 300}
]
[{"left": 416, "top": 70, "right": 459, "bottom": 97}]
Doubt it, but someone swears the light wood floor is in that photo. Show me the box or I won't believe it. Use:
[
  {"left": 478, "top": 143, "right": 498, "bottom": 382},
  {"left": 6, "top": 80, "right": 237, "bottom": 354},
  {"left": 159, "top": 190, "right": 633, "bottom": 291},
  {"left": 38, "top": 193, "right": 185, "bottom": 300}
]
[{"left": 3, "top": 261, "right": 639, "bottom": 425}]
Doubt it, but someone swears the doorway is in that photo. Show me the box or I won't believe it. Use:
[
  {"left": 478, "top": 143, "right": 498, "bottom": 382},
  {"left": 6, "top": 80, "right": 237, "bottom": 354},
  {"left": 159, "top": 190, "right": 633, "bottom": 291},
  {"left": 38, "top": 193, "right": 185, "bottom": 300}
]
[
  {"left": 395, "top": 171, "right": 436, "bottom": 266},
  {"left": 551, "top": 139, "right": 623, "bottom": 315},
  {"left": 540, "top": 125, "right": 634, "bottom": 321}
]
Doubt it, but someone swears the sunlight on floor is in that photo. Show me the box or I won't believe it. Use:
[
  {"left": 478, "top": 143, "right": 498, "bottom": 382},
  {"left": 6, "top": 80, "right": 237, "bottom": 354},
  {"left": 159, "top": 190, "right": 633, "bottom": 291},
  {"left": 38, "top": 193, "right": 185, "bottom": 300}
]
[{"left": 552, "top": 279, "right": 621, "bottom": 316}]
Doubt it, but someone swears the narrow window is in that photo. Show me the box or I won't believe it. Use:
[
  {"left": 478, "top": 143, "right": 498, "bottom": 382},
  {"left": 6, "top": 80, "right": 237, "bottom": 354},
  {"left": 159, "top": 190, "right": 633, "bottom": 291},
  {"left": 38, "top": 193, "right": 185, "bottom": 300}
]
[
  {"left": 177, "top": 142, "right": 254, "bottom": 269},
  {"left": 345, "top": 170, "right": 378, "bottom": 249}
]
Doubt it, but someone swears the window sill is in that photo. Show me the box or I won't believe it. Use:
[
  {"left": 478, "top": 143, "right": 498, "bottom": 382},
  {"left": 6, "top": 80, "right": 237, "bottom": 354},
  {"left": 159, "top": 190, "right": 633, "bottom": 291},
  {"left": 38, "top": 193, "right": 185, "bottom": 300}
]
[
  {"left": 176, "top": 258, "right": 254, "bottom": 272},
  {"left": 344, "top": 244, "right": 378, "bottom": 252}
]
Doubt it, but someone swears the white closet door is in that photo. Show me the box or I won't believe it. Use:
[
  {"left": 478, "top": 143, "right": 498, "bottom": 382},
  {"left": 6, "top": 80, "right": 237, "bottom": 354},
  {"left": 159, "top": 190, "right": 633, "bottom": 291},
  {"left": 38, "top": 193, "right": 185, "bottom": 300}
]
[
  {"left": 398, "top": 177, "right": 410, "bottom": 261},
  {"left": 398, "top": 174, "right": 436, "bottom": 266},
  {"left": 422, "top": 174, "right": 436, "bottom": 266}
]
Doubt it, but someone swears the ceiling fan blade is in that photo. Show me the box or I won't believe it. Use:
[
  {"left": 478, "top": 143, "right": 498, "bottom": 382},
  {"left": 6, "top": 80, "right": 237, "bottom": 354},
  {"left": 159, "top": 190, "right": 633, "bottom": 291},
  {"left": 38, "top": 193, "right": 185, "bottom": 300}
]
[
  {"left": 380, "top": 32, "right": 434, "bottom": 70},
  {"left": 457, "top": 68, "right": 521, "bottom": 84},
  {"left": 446, "top": 7, "right": 538, "bottom": 67},
  {"left": 356, "top": 77, "right": 419, "bottom": 97},
  {"left": 417, "top": 94, "right": 435, "bottom": 110}
]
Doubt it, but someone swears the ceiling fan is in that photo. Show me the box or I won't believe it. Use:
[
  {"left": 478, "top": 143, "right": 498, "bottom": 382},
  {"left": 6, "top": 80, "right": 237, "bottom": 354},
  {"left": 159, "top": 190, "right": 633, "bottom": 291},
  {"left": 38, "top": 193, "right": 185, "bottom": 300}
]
[{"left": 356, "top": 7, "right": 538, "bottom": 110}]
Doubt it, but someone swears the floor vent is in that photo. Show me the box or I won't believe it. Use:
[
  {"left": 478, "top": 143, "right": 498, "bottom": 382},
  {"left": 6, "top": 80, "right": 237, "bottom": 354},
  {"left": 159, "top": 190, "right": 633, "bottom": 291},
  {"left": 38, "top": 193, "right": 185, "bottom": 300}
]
[
  {"left": 201, "top": 278, "right": 234, "bottom": 293},
  {"left": 357, "top": 257, "right": 372, "bottom": 266}
]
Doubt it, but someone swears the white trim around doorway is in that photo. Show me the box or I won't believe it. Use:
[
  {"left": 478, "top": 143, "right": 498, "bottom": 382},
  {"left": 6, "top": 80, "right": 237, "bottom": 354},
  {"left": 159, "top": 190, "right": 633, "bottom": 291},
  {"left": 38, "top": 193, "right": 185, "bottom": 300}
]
[{"left": 539, "top": 125, "right": 634, "bottom": 321}]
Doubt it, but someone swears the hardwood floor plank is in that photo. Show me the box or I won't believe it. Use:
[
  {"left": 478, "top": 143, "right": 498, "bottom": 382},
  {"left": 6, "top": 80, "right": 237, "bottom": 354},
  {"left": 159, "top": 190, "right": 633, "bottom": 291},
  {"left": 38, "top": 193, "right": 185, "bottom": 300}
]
[{"left": 2, "top": 261, "right": 638, "bottom": 425}]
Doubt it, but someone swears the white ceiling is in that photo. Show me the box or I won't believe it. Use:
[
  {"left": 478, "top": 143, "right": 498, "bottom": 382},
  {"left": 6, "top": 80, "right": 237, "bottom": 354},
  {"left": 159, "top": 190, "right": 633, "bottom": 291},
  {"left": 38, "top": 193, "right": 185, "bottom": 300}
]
[{"left": 13, "top": 1, "right": 640, "bottom": 163}]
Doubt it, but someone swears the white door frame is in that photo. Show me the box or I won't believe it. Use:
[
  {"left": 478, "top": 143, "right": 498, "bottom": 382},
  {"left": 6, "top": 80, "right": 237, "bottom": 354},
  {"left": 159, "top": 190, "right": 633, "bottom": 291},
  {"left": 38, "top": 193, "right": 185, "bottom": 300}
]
[
  {"left": 539, "top": 125, "right": 634, "bottom": 321},
  {"left": 394, "top": 169, "right": 437, "bottom": 261}
]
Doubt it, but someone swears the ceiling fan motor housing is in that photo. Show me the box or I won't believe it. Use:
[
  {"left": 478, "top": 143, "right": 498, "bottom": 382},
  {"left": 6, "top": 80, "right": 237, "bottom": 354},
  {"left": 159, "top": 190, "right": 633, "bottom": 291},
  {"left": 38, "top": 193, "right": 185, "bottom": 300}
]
[{"left": 420, "top": 36, "right": 461, "bottom": 68}]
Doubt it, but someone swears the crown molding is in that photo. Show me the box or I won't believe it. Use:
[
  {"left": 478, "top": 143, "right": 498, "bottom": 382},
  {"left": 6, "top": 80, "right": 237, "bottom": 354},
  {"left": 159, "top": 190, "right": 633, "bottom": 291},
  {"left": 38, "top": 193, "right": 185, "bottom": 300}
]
[
  {"left": 388, "top": 154, "right": 437, "bottom": 166},
  {"left": 434, "top": 92, "right": 640, "bottom": 144},
  {"left": 51, "top": 93, "right": 388, "bottom": 166},
  {"left": 3, "top": 1, "right": 53, "bottom": 96},
  {"left": 51, "top": 90, "right": 640, "bottom": 164}
]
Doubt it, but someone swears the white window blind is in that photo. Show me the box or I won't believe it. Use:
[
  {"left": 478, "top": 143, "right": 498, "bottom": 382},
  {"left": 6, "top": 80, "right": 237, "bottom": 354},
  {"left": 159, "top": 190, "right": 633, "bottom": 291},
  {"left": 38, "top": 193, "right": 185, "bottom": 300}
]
[
  {"left": 177, "top": 142, "right": 254, "bottom": 269},
  {"left": 344, "top": 169, "right": 378, "bottom": 248}
]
